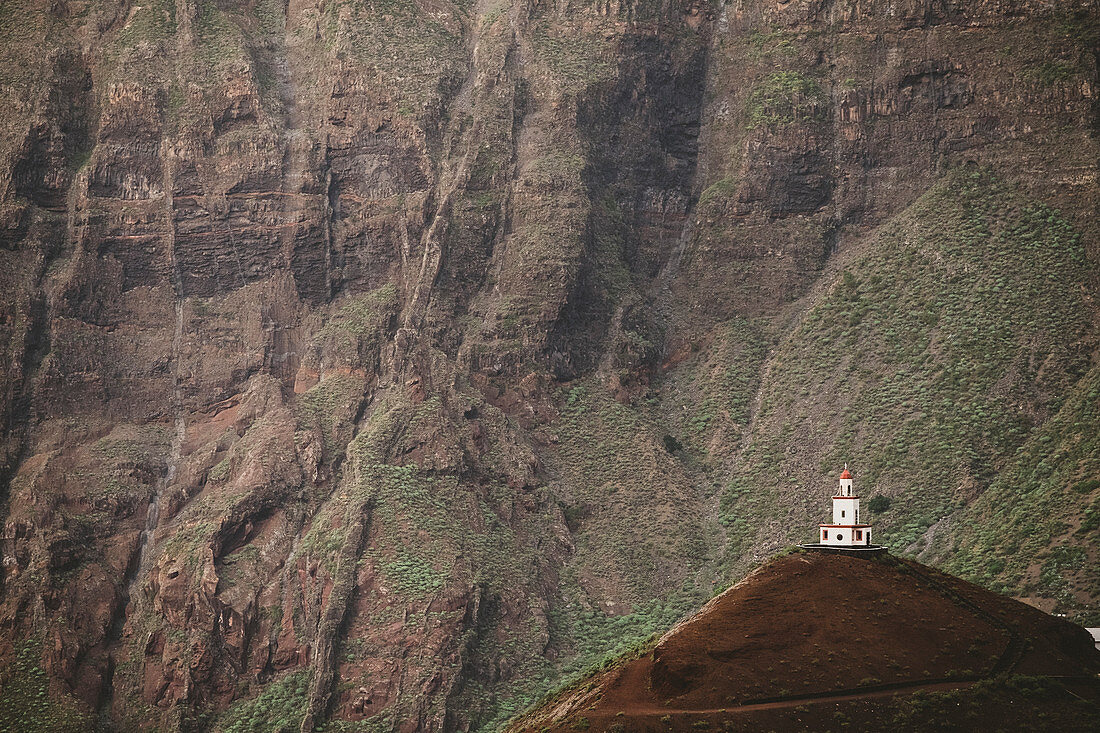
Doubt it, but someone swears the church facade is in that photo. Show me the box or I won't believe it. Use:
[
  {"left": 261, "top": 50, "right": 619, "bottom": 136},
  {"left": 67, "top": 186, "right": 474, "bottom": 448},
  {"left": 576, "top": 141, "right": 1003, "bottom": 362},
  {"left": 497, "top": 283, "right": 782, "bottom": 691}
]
[{"left": 818, "top": 467, "right": 872, "bottom": 546}]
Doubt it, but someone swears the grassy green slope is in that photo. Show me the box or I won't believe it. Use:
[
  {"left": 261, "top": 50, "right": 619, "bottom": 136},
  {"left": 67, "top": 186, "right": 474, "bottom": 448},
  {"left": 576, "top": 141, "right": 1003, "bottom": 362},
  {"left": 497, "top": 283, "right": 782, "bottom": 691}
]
[
  {"left": 718, "top": 168, "right": 1095, "bottom": 603},
  {"left": 946, "top": 363, "right": 1100, "bottom": 623},
  {"left": 540, "top": 381, "right": 713, "bottom": 691}
]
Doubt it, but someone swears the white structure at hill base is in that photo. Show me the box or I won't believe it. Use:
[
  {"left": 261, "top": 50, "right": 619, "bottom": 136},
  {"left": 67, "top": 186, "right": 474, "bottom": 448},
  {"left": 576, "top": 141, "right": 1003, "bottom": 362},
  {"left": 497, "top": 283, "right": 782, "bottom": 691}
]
[{"left": 818, "top": 466, "right": 872, "bottom": 546}]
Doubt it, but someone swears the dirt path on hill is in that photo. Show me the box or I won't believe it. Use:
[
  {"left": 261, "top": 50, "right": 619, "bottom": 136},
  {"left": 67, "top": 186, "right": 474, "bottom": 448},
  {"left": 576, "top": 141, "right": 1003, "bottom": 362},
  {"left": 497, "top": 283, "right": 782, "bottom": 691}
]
[
  {"left": 594, "top": 679, "right": 974, "bottom": 719},
  {"left": 585, "top": 553, "right": 1019, "bottom": 723},
  {"left": 516, "top": 553, "right": 1100, "bottom": 732},
  {"left": 598, "top": 674, "right": 1100, "bottom": 721},
  {"left": 591, "top": 641, "right": 979, "bottom": 721}
]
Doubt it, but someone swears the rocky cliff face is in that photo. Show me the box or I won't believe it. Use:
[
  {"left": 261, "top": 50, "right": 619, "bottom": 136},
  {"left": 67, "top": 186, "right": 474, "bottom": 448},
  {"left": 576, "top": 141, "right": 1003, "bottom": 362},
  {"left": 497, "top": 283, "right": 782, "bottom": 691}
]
[{"left": 0, "top": 1, "right": 1097, "bottom": 730}]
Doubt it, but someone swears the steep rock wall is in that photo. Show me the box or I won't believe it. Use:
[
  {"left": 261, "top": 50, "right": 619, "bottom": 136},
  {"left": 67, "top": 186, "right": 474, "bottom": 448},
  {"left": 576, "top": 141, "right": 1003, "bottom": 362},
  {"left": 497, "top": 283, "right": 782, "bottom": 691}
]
[{"left": 0, "top": 1, "right": 1096, "bottom": 731}]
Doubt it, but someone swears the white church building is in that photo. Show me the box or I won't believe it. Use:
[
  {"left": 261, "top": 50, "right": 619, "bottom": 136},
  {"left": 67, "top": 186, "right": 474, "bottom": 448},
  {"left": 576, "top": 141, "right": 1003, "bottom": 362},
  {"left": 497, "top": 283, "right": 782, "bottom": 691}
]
[{"left": 818, "top": 467, "right": 872, "bottom": 546}]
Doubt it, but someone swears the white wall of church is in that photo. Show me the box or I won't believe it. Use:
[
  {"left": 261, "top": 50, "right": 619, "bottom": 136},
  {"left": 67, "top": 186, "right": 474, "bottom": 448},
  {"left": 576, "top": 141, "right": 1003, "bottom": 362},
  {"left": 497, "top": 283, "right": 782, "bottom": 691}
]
[
  {"left": 820, "top": 525, "right": 871, "bottom": 546},
  {"left": 832, "top": 497, "right": 860, "bottom": 525}
]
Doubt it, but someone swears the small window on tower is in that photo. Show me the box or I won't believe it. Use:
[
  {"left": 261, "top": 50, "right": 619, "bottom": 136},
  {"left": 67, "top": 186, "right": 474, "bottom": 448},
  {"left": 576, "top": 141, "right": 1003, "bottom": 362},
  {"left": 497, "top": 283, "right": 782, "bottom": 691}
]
[
  {"left": 823, "top": 530, "right": 828, "bottom": 540},
  {"left": 841, "top": 510, "right": 846, "bottom": 518}
]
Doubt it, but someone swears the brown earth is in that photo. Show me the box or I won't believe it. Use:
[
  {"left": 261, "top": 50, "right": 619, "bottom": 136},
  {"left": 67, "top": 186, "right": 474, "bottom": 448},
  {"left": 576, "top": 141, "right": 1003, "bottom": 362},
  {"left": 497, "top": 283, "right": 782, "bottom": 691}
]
[{"left": 510, "top": 550, "right": 1100, "bottom": 732}]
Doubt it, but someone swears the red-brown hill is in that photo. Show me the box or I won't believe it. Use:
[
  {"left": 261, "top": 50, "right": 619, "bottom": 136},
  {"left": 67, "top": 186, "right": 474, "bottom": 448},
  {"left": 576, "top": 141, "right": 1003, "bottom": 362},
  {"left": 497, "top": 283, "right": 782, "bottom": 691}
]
[{"left": 509, "top": 550, "right": 1100, "bottom": 732}]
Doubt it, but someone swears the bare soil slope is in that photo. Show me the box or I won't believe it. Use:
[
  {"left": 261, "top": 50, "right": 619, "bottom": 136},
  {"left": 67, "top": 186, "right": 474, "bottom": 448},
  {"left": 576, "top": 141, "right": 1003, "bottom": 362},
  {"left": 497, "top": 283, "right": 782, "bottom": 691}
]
[{"left": 511, "top": 550, "right": 1100, "bottom": 732}]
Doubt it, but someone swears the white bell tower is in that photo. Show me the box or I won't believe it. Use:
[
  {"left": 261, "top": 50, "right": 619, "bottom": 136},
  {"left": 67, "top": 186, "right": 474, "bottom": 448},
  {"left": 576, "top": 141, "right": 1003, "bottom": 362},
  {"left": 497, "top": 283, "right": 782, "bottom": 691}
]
[{"left": 819, "top": 465, "right": 871, "bottom": 546}]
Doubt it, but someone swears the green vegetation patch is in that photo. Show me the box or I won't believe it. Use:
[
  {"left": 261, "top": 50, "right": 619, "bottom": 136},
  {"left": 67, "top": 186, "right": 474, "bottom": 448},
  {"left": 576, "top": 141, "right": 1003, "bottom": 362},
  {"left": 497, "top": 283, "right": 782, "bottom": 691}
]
[
  {"left": 664, "top": 318, "right": 770, "bottom": 454},
  {"left": 115, "top": 0, "right": 178, "bottom": 50},
  {"left": 746, "top": 70, "right": 826, "bottom": 128},
  {"left": 380, "top": 550, "right": 447, "bottom": 596},
  {"left": 499, "top": 378, "right": 716, "bottom": 727},
  {"left": 217, "top": 670, "right": 309, "bottom": 733},
  {"left": 524, "top": 151, "right": 586, "bottom": 191},
  {"left": 1027, "top": 59, "right": 1077, "bottom": 86},
  {"left": 549, "top": 582, "right": 697, "bottom": 684},
  {"left": 746, "top": 28, "right": 798, "bottom": 60},
  {"left": 0, "top": 641, "right": 90, "bottom": 733},
  {"left": 194, "top": 1, "right": 249, "bottom": 68},
  {"left": 555, "top": 380, "right": 710, "bottom": 602},
  {"left": 532, "top": 22, "right": 615, "bottom": 93},
  {"left": 312, "top": 0, "right": 467, "bottom": 114},
  {"left": 91, "top": 424, "right": 171, "bottom": 464},
  {"left": 947, "top": 363, "right": 1100, "bottom": 622},
  {"left": 296, "top": 495, "right": 353, "bottom": 575},
  {"left": 697, "top": 176, "right": 739, "bottom": 212},
  {"left": 330, "top": 394, "right": 564, "bottom": 727},
  {"left": 888, "top": 675, "right": 1100, "bottom": 729},
  {"left": 81, "top": 423, "right": 170, "bottom": 506},
  {"left": 155, "top": 516, "right": 219, "bottom": 577},
  {"left": 722, "top": 167, "right": 1093, "bottom": 570},
  {"left": 296, "top": 373, "right": 366, "bottom": 457},
  {"left": 317, "top": 284, "right": 398, "bottom": 356}
]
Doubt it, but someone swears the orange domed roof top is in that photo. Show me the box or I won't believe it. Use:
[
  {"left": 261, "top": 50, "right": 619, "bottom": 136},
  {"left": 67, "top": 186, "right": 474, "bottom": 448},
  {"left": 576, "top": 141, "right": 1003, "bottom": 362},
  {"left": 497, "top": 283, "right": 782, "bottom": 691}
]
[{"left": 839, "top": 468, "right": 852, "bottom": 479}]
